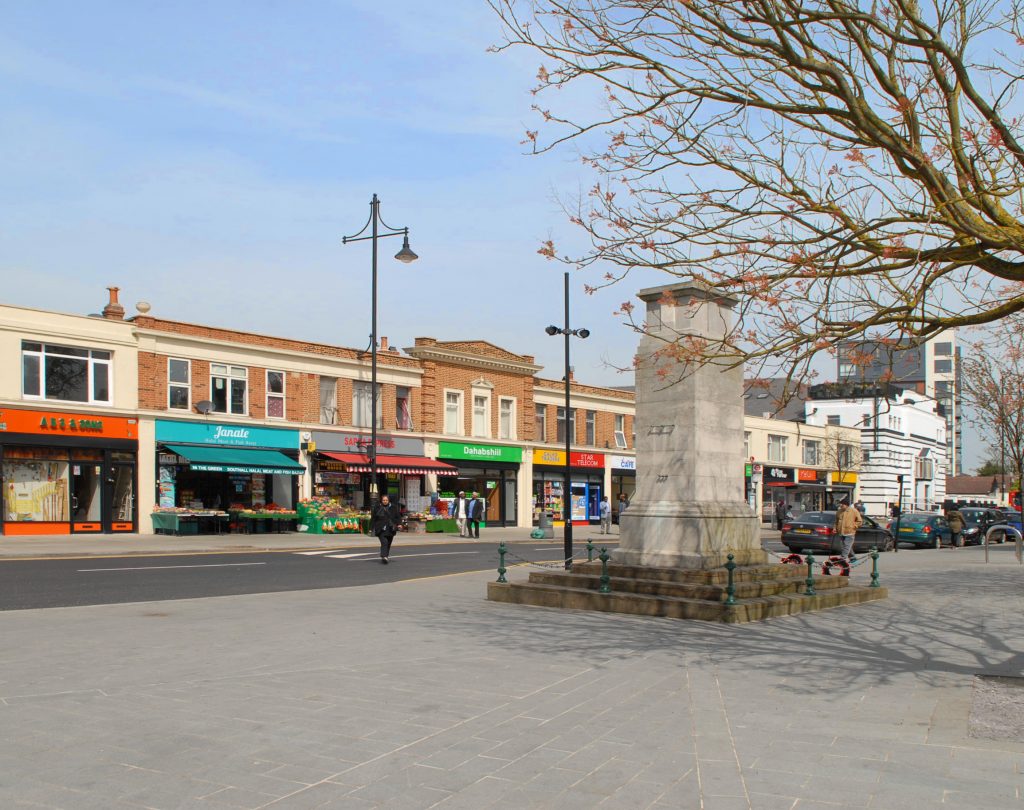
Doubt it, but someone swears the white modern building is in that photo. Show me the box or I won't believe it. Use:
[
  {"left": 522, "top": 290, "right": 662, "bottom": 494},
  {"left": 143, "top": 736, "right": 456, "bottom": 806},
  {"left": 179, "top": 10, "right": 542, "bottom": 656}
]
[{"left": 805, "top": 383, "right": 947, "bottom": 514}]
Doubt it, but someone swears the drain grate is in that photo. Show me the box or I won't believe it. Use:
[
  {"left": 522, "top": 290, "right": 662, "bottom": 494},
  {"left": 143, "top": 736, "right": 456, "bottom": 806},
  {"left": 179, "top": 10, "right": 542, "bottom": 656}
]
[{"left": 968, "top": 675, "right": 1024, "bottom": 742}]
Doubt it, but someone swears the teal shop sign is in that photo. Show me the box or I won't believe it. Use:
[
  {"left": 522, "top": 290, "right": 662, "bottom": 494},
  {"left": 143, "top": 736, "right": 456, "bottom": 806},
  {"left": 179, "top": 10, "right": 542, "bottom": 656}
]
[
  {"left": 437, "top": 441, "right": 521, "bottom": 464},
  {"left": 156, "top": 420, "right": 299, "bottom": 449}
]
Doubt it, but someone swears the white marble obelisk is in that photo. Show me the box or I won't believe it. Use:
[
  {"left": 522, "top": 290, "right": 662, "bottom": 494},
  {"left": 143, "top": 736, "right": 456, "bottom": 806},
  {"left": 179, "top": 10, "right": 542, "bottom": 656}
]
[{"left": 615, "top": 283, "right": 763, "bottom": 569}]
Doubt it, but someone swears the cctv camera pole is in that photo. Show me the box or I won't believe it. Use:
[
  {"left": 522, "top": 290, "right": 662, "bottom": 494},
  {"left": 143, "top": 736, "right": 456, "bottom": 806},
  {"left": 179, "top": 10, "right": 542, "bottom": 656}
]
[
  {"left": 562, "top": 272, "right": 573, "bottom": 569},
  {"left": 893, "top": 473, "right": 904, "bottom": 553}
]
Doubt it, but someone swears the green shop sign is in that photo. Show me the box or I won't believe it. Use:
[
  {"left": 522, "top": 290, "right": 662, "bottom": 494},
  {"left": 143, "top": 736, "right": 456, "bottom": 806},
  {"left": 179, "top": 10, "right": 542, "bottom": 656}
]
[{"left": 438, "top": 441, "right": 521, "bottom": 464}]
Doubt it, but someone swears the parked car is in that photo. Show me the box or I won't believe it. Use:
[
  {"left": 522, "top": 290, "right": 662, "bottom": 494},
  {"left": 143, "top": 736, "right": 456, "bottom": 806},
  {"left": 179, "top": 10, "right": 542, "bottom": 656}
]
[
  {"left": 781, "top": 511, "right": 895, "bottom": 554},
  {"left": 999, "top": 508, "right": 1023, "bottom": 534},
  {"left": 888, "top": 512, "right": 950, "bottom": 548},
  {"left": 958, "top": 507, "right": 1007, "bottom": 545}
]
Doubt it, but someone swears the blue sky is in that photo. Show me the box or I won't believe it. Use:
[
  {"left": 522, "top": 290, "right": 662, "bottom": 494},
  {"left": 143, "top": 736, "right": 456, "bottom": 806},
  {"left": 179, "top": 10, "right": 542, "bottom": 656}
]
[{"left": 0, "top": 0, "right": 660, "bottom": 385}]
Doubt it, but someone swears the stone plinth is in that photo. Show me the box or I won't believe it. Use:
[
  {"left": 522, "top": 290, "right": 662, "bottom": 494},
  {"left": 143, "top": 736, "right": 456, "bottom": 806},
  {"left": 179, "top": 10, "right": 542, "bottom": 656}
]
[{"left": 615, "top": 282, "right": 760, "bottom": 569}]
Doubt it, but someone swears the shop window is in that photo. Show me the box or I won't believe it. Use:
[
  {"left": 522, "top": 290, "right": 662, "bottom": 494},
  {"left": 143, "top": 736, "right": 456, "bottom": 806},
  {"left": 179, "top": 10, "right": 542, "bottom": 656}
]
[
  {"left": 266, "top": 371, "right": 286, "bottom": 419},
  {"left": 444, "top": 390, "right": 463, "bottom": 435},
  {"left": 614, "top": 414, "right": 627, "bottom": 449},
  {"left": 803, "top": 439, "right": 820, "bottom": 465},
  {"left": 556, "top": 407, "right": 576, "bottom": 444},
  {"left": 535, "top": 404, "right": 547, "bottom": 442},
  {"left": 22, "top": 341, "right": 112, "bottom": 406},
  {"left": 168, "top": 358, "right": 191, "bottom": 410},
  {"left": 319, "top": 377, "right": 338, "bottom": 425},
  {"left": 767, "top": 434, "right": 788, "bottom": 463},
  {"left": 472, "top": 394, "right": 490, "bottom": 438},
  {"left": 353, "top": 381, "right": 382, "bottom": 428},
  {"left": 396, "top": 386, "right": 413, "bottom": 431},
  {"left": 211, "top": 364, "right": 247, "bottom": 415},
  {"left": 585, "top": 410, "right": 596, "bottom": 445},
  {"left": 499, "top": 397, "right": 515, "bottom": 440},
  {"left": 3, "top": 448, "right": 70, "bottom": 522}
]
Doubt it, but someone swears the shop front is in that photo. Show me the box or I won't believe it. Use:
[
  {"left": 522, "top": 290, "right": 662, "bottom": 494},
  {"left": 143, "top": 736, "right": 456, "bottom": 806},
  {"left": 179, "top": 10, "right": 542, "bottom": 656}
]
[
  {"left": 313, "top": 431, "right": 456, "bottom": 513},
  {"left": 155, "top": 420, "right": 302, "bottom": 512},
  {"left": 792, "top": 468, "right": 831, "bottom": 512},
  {"left": 1, "top": 407, "right": 138, "bottom": 535},
  {"left": 830, "top": 471, "right": 857, "bottom": 507},
  {"left": 436, "top": 441, "right": 520, "bottom": 526},
  {"left": 608, "top": 454, "right": 636, "bottom": 523},
  {"left": 532, "top": 449, "right": 605, "bottom": 526},
  {"left": 761, "top": 464, "right": 796, "bottom": 523}
]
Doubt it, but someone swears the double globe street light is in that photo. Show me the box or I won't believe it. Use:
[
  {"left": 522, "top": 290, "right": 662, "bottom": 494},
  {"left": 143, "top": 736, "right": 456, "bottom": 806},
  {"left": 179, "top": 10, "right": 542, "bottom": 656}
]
[
  {"left": 546, "top": 271, "right": 589, "bottom": 569},
  {"left": 342, "top": 194, "right": 418, "bottom": 505}
]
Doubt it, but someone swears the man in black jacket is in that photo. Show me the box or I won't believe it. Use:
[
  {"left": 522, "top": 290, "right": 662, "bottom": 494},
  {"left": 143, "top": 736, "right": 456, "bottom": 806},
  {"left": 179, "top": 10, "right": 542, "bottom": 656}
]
[
  {"left": 467, "top": 491, "right": 485, "bottom": 538},
  {"left": 371, "top": 495, "right": 401, "bottom": 563}
]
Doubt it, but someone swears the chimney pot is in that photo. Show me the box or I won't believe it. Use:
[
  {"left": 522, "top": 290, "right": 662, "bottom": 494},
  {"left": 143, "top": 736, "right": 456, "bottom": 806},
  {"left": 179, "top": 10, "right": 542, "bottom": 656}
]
[
  {"left": 380, "top": 336, "right": 389, "bottom": 350},
  {"left": 102, "top": 286, "right": 126, "bottom": 320}
]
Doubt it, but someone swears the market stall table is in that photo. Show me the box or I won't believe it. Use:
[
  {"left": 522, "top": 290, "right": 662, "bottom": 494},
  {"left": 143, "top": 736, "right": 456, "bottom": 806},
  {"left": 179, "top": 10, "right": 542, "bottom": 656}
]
[
  {"left": 230, "top": 511, "right": 299, "bottom": 534},
  {"left": 151, "top": 511, "right": 229, "bottom": 536}
]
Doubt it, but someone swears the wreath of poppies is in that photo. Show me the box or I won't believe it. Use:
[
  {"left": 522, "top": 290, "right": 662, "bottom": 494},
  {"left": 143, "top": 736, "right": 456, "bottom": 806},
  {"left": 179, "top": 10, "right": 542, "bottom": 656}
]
[
  {"left": 821, "top": 556, "right": 851, "bottom": 577},
  {"left": 780, "top": 553, "right": 804, "bottom": 565}
]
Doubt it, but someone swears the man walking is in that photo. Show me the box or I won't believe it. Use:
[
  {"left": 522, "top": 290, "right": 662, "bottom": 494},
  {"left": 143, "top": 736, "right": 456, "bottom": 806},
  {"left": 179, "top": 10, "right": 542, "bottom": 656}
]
[
  {"left": 452, "top": 491, "right": 469, "bottom": 537},
  {"left": 834, "top": 498, "right": 862, "bottom": 561},
  {"left": 371, "top": 495, "right": 401, "bottom": 564},
  {"left": 599, "top": 496, "right": 612, "bottom": 534},
  {"left": 467, "top": 491, "right": 484, "bottom": 538}
]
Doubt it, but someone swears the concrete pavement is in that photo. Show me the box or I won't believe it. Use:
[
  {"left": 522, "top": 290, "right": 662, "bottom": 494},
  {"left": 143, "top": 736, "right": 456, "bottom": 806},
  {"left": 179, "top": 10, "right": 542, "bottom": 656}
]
[{"left": 1, "top": 541, "right": 1023, "bottom": 808}]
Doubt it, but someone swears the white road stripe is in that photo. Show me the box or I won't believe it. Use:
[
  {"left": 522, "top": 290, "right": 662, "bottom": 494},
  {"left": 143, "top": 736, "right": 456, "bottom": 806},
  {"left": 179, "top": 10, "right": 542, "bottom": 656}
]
[
  {"left": 78, "top": 563, "right": 267, "bottom": 572},
  {"left": 324, "top": 553, "right": 377, "bottom": 559},
  {"left": 297, "top": 549, "right": 350, "bottom": 556},
  {"left": 353, "top": 551, "right": 480, "bottom": 560}
]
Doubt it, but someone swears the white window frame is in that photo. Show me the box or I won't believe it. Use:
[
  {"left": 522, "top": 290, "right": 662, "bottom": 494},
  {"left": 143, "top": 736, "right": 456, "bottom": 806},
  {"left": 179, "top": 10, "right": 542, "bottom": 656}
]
[
  {"left": 168, "top": 358, "right": 191, "bottom": 411},
  {"left": 396, "top": 386, "right": 413, "bottom": 431},
  {"left": 266, "top": 370, "right": 286, "bottom": 420},
  {"left": 557, "top": 406, "right": 576, "bottom": 445},
  {"left": 352, "top": 381, "right": 382, "bottom": 429},
  {"left": 614, "top": 413, "right": 627, "bottom": 449},
  {"left": 210, "top": 364, "right": 248, "bottom": 415},
  {"left": 803, "top": 439, "right": 820, "bottom": 466},
  {"left": 22, "top": 341, "right": 113, "bottom": 407},
  {"left": 767, "top": 434, "right": 788, "bottom": 463},
  {"left": 319, "top": 377, "right": 338, "bottom": 425},
  {"left": 444, "top": 389, "right": 464, "bottom": 436},
  {"left": 585, "top": 410, "right": 596, "bottom": 445},
  {"left": 499, "top": 397, "right": 516, "bottom": 440},
  {"left": 472, "top": 392, "right": 491, "bottom": 438},
  {"left": 535, "top": 404, "right": 547, "bottom": 442},
  {"left": 743, "top": 431, "right": 751, "bottom": 460}
]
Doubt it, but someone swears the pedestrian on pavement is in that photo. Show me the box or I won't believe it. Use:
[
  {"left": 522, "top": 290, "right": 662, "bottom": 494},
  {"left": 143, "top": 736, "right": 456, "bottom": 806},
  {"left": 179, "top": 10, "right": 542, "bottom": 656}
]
[
  {"left": 945, "top": 507, "right": 965, "bottom": 548},
  {"left": 371, "top": 495, "right": 401, "bottom": 564},
  {"left": 599, "top": 496, "right": 612, "bottom": 534},
  {"left": 617, "top": 492, "right": 629, "bottom": 523},
  {"left": 834, "top": 498, "right": 862, "bottom": 561},
  {"left": 775, "top": 499, "right": 789, "bottom": 530},
  {"left": 467, "top": 491, "right": 484, "bottom": 538},
  {"left": 854, "top": 500, "right": 866, "bottom": 515},
  {"left": 452, "top": 491, "right": 470, "bottom": 537}
]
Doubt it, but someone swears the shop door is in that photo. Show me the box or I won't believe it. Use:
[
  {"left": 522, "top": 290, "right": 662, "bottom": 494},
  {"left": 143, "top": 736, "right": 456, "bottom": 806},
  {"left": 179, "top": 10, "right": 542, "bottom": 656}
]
[
  {"left": 106, "top": 463, "right": 135, "bottom": 532},
  {"left": 587, "top": 484, "right": 601, "bottom": 523},
  {"left": 70, "top": 462, "right": 103, "bottom": 533},
  {"left": 503, "top": 477, "right": 516, "bottom": 526}
]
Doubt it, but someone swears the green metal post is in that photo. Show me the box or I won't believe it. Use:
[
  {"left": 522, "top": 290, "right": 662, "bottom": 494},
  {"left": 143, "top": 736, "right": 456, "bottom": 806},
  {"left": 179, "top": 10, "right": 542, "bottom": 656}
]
[
  {"left": 496, "top": 542, "right": 508, "bottom": 584},
  {"left": 804, "top": 551, "right": 816, "bottom": 596},
  {"left": 586, "top": 539, "right": 595, "bottom": 562},
  {"left": 725, "top": 553, "right": 737, "bottom": 606},
  {"left": 869, "top": 546, "right": 880, "bottom": 588},
  {"left": 599, "top": 547, "right": 611, "bottom": 594}
]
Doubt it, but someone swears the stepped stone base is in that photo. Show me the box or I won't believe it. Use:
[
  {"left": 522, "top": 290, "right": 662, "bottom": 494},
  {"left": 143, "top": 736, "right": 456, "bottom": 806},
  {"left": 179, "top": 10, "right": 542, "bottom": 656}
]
[{"left": 487, "top": 561, "right": 887, "bottom": 624}]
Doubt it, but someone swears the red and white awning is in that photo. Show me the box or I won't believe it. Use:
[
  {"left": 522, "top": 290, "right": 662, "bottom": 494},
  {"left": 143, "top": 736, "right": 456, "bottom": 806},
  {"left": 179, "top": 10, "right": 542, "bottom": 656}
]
[{"left": 318, "top": 451, "right": 459, "bottom": 476}]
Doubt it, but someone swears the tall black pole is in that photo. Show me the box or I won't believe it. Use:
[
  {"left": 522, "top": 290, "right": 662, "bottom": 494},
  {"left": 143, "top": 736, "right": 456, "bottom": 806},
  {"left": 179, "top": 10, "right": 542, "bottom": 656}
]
[
  {"left": 370, "top": 194, "right": 379, "bottom": 505},
  {"left": 563, "top": 271, "right": 573, "bottom": 570}
]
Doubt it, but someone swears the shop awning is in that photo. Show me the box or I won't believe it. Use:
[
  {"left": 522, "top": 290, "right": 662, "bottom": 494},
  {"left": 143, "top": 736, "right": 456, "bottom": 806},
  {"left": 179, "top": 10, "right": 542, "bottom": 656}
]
[
  {"left": 164, "top": 444, "right": 305, "bottom": 475},
  {"left": 318, "top": 451, "right": 458, "bottom": 475}
]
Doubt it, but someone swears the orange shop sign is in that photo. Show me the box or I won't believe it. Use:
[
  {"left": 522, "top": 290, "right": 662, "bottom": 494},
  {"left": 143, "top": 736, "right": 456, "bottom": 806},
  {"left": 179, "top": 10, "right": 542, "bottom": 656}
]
[{"left": 0, "top": 408, "right": 137, "bottom": 440}]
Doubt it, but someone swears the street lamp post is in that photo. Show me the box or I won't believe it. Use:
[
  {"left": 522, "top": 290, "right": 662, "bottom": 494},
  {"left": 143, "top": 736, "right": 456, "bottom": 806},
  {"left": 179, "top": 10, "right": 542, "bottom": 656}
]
[
  {"left": 342, "top": 194, "right": 418, "bottom": 507},
  {"left": 546, "top": 271, "right": 589, "bottom": 570}
]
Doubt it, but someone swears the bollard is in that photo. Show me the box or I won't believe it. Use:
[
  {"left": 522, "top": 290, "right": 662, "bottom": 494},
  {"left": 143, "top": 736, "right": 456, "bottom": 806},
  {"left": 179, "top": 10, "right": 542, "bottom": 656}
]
[
  {"left": 804, "top": 551, "right": 816, "bottom": 596},
  {"left": 599, "top": 547, "right": 611, "bottom": 594},
  {"left": 725, "top": 553, "right": 737, "bottom": 606},
  {"left": 869, "top": 546, "right": 880, "bottom": 588},
  {"left": 496, "top": 542, "right": 508, "bottom": 584},
  {"left": 586, "top": 539, "right": 595, "bottom": 563}
]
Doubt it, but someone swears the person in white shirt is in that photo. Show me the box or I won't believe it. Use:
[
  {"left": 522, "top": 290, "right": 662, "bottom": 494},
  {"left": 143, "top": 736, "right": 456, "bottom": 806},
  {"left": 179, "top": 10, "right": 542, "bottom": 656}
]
[{"left": 452, "top": 491, "right": 469, "bottom": 537}]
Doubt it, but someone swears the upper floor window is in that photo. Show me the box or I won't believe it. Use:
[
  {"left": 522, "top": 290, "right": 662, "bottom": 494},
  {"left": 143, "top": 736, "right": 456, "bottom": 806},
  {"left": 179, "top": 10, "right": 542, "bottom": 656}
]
[
  {"left": 266, "top": 371, "right": 285, "bottom": 419},
  {"left": 396, "top": 386, "right": 413, "bottom": 431},
  {"left": 472, "top": 393, "right": 490, "bottom": 438},
  {"left": 319, "top": 377, "right": 338, "bottom": 425},
  {"left": 826, "top": 414, "right": 841, "bottom": 426},
  {"left": 934, "top": 341, "right": 952, "bottom": 356},
  {"left": 499, "top": 397, "right": 515, "bottom": 440},
  {"left": 168, "top": 358, "right": 190, "bottom": 410},
  {"left": 934, "top": 358, "right": 952, "bottom": 374},
  {"left": 803, "top": 439, "right": 820, "bottom": 466},
  {"left": 444, "top": 391, "right": 463, "bottom": 435},
  {"left": 353, "top": 381, "right": 381, "bottom": 428},
  {"left": 585, "top": 410, "right": 596, "bottom": 445},
  {"left": 743, "top": 431, "right": 750, "bottom": 459},
  {"left": 535, "top": 404, "right": 547, "bottom": 442},
  {"left": 614, "top": 414, "right": 627, "bottom": 449},
  {"left": 837, "top": 443, "right": 857, "bottom": 468},
  {"left": 556, "top": 407, "right": 576, "bottom": 444},
  {"left": 22, "top": 342, "right": 112, "bottom": 406},
  {"left": 211, "top": 364, "right": 247, "bottom": 415},
  {"left": 767, "top": 434, "right": 788, "bottom": 463}
]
